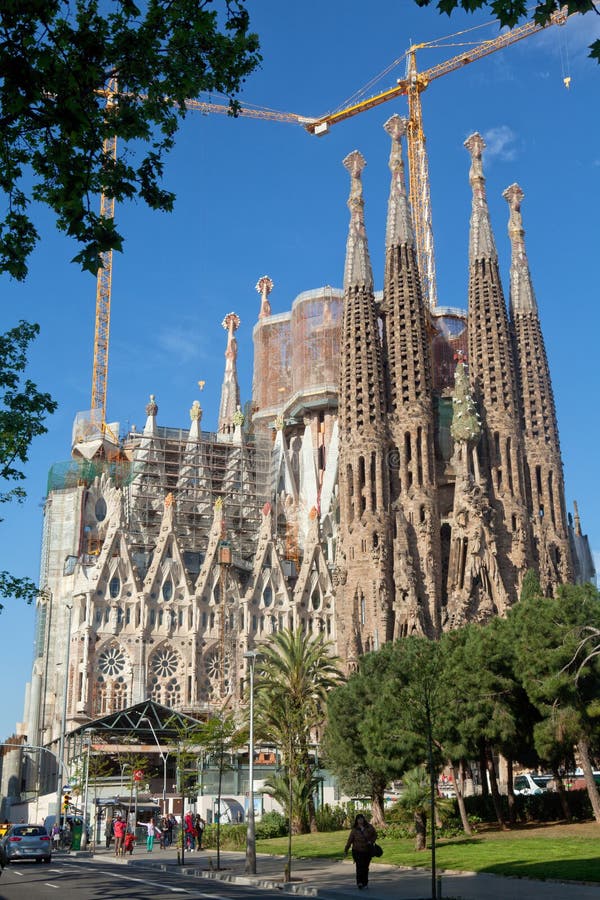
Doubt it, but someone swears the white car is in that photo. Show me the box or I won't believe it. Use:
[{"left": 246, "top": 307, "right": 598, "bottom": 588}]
[{"left": 513, "top": 774, "right": 551, "bottom": 796}]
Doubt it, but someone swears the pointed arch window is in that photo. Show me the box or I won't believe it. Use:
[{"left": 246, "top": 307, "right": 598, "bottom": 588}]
[
  {"left": 263, "top": 585, "right": 273, "bottom": 607},
  {"left": 109, "top": 576, "right": 121, "bottom": 598},
  {"left": 162, "top": 579, "right": 173, "bottom": 601}
]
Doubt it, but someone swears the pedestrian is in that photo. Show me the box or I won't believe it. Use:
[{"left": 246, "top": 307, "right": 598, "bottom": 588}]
[
  {"left": 113, "top": 814, "right": 126, "bottom": 856},
  {"left": 344, "top": 813, "right": 378, "bottom": 890},
  {"left": 165, "top": 814, "right": 175, "bottom": 847},
  {"left": 124, "top": 831, "right": 135, "bottom": 855},
  {"left": 194, "top": 813, "right": 205, "bottom": 850},
  {"left": 137, "top": 817, "right": 161, "bottom": 852},
  {"left": 184, "top": 810, "right": 195, "bottom": 851},
  {"left": 104, "top": 816, "right": 114, "bottom": 849},
  {"left": 51, "top": 822, "right": 60, "bottom": 851}
]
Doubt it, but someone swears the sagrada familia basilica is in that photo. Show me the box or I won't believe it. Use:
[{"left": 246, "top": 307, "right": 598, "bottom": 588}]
[{"left": 8, "top": 116, "right": 595, "bottom": 782}]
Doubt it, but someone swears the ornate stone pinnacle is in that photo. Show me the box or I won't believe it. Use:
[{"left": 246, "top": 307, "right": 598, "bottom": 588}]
[
  {"left": 232, "top": 404, "right": 245, "bottom": 427},
  {"left": 343, "top": 150, "right": 366, "bottom": 206},
  {"left": 384, "top": 113, "right": 407, "bottom": 144},
  {"left": 256, "top": 275, "right": 274, "bottom": 319},
  {"left": 384, "top": 114, "right": 413, "bottom": 248},
  {"left": 222, "top": 312, "right": 241, "bottom": 333},
  {"left": 465, "top": 132, "right": 496, "bottom": 262},
  {"left": 503, "top": 181, "right": 536, "bottom": 313},
  {"left": 464, "top": 133, "right": 486, "bottom": 194},
  {"left": 343, "top": 150, "right": 373, "bottom": 291},
  {"left": 146, "top": 394, "right": 158, "bottom": 417},
  {"left": 190, "top": 399, "right": 203, "bottom": 423},
  {"left": 503, "top": 182, "right": 525, "bottom": 240}
]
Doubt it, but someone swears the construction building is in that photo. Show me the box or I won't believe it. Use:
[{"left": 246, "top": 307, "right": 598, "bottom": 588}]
[{"left": 2, "top": 116, "right": 595, "bottom": 817}]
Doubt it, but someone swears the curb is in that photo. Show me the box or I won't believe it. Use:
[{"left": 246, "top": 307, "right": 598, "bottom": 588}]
[{"left": 130, "top": 861, "right": 318, "bottom": 895}]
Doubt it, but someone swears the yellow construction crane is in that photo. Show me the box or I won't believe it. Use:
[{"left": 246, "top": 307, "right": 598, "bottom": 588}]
[
  {"left": 90, "top": 8, "right": 570, "bottom": 425},
  {"left": 304, "top": 6, "right": 569, "bottom": 309}
]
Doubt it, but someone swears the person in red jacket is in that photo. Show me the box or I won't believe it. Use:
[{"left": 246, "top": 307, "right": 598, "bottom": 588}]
[
  {"left": 184, "top": 811, "right": 195, "bottom": 851},
  {"left": 113, "top": 815, "right": 127, "bottom": 857}
]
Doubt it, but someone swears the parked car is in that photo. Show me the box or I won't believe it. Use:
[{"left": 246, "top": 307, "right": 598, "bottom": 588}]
[
  {"left": 0, "top": 824, "right": 52, "bottom": 863},
  {"left": 513, "top": 773, "right": 552, "bottom": 795}
]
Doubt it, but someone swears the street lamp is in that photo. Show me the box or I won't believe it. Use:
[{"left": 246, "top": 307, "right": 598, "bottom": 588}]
[
  {"left": 55, "top": 602, "right": 73, "bottom": 827},
  {"left": 243, "top": 650, "right": 258, "bottom": 875},
  {"left": 140, "top": 716, "right": 168, "bottom": 815},
  {"left": 80, "top": 730, "right": 93, "bottom": 850}
]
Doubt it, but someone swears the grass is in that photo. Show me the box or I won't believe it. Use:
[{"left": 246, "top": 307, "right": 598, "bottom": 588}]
[{"left": 256, "top": 821, "right": 600, "bottom": 883}]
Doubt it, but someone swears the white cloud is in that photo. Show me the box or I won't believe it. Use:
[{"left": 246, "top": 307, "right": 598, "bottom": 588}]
[
  {"left": 482, "top": 125, "right": 518, "bottom": 163},
  {"left": 157, "top": 324, "right": 206, "bottom": 364},
  {"left": 535, "top": 12, "right": 600, "bottom": 63}
]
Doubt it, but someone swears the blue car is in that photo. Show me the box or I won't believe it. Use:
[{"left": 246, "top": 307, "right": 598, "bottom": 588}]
[{"left": 1, "top": 824, "right": 52, "bottom": 863}]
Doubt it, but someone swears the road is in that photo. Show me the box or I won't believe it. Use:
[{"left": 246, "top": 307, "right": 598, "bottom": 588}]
[{"left": 0, "top": 858, "right": 275, "bottom": 900}]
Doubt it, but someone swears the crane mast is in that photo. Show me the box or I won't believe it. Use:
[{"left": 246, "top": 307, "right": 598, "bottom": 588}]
[
  {"left": 406, "top": 48, "right": 437, "bottom": 308},
  {"left": 91, "top": 80, "right": 117, "bottom": 428},
  {"left": 89, "top": 9, "right": 570, "bottom": 422},
  {"left": 306, "top": 7, "right": 569, "bottom": 308}
]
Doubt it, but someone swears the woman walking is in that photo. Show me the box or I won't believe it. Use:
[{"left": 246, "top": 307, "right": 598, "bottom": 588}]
[{"left": 344, "top": 813, "right": 377, "bottom": 890}]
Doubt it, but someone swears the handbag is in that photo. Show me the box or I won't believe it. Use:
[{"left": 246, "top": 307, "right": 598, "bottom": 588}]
[{"left": 370, "top": 842, "right": 383, "bottom": 857}]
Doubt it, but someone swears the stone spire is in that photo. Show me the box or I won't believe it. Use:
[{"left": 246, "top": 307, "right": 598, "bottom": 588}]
[
  {"left": 465, "top": 133, "right": 531, "bottom": 602},
  {"left": 338, "top": 150, "right": 385, "bottom": 435},
  {"left": 217, "top": 312, "right": 241, "bottom": 440},
  {"left": 465, "top": 133, "right": 497, "bottom": 262},
  {"left": 380, "top": 114, "right": 439, "bottom": 637},
  {"left": 503, "top": 183, "right": 537, "bottom": 314},
  {"left": 335, "top": 148, "right": 394, "bottom": 665},
  {"left": 384, "top": 115, "right": 414, "bottom": 249},
  {"left": 504, "top": 184, "right": 572, "bottom": 588},
  {"left": 143, "top": 394, "right": 158, "bottom": 436},
  {"left": 256, "top": 276, "right": 273, "bottom": 319},
  {"left": 343, "top": 151, "right": 373, "bottom": 292}
]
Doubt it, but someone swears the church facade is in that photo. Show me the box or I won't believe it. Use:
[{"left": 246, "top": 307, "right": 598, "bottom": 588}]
[{"left": 11, "top": 117, "right": 595, "bottom": 789}]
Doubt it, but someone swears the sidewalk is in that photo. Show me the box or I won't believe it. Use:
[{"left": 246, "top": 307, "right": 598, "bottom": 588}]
[{"left": 83, "top": 844, "right": 600, "bottom": 900}]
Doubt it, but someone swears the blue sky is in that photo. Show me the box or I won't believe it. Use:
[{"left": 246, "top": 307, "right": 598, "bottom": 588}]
[{"left": 1, "top": 1, "right": 599, "bottom": 740}]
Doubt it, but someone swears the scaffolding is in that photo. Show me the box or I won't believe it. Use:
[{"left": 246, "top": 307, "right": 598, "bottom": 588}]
[
  {"left": 290, "top": 288, "right": 343, "bottom": 397},
  {"left": 122, "top": 426, "right": 271, "bottom": 570},
  {"left": 430, "top": 307, "right": 468, "bottom": 393}
]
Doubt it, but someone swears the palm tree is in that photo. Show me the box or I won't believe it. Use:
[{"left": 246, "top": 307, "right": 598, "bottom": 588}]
[
  {"left": 254, "top": 627, "right": 343, "bottom": 833},
  {"left": 392, "top": 766, "right": 454, "bottom": 851}
]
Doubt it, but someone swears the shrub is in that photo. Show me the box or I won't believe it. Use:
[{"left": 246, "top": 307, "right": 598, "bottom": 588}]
[
  {"left": 202, "top": 823, "right": 246, "bottom": 849},
  {"left": 315, "top": 804, "right": 347, "bottom": 833},
  {"left": 463, "top": 789, "right": 593, "bottom": 824},
  {"left": 255, "top": 811, "right": 288, "bottom": 840}
]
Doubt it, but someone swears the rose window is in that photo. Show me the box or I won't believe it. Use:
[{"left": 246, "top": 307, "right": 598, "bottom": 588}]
[
  {"left": 99, "top": 646, "right": 126, "bottom": 676},
  {"left": 204, "top": 648, "right": 232, "bottom": 696},
  {"left": 151, "top": 648, "right": 178, "bottom": 677}
]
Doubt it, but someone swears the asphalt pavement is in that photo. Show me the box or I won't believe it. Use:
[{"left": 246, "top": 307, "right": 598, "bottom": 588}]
[{"left": 77, "top": 843, "right": 600, "bottom": 900}]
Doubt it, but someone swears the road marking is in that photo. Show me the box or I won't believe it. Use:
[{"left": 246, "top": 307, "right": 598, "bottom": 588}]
[
  {"left": 43, "top": 883, "right": 59, "bottom": 888},
  {"left": 98, "top": 869, "right": 191, "bottom": 893}
]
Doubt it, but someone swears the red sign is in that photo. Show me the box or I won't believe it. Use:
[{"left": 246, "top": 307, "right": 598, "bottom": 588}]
[{"left": 133, "top": 769, "right": 144, "bottom": 782}]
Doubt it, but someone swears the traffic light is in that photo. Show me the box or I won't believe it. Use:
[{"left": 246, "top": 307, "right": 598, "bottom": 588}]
[{"left": 62, "top": 791, "right": 71, "bottom": 811}]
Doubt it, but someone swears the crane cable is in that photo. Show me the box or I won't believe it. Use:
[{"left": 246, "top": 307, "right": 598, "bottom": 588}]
[{"left": 330, "top": 3, "right": 556, "bottom": 113}]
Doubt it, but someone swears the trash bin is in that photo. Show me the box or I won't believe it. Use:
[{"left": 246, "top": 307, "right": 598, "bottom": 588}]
[{"left": 71, "top": 821, "right": 83, "bottom": 850}]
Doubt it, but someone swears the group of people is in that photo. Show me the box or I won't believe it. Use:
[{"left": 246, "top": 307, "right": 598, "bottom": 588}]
[
  {"left": 105, "top": 811, "right": 202, "bottom": 855},
  {"left": 183, "top": 811, "right": 205, "bottom": 851}
]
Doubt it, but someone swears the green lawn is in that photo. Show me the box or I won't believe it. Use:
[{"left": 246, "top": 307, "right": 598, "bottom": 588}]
[{"left": 257, "top": 822, "right": 600, "bottom": 883}]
